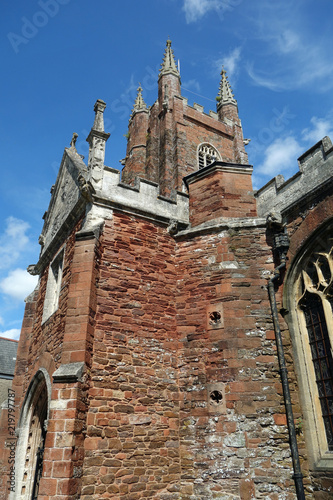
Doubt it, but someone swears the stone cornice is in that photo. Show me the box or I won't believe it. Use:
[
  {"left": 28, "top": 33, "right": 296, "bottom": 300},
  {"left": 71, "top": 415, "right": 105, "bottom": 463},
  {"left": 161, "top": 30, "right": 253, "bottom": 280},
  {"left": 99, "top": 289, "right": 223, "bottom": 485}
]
[
  {"left": 184, "top": 161, "right": 253, "bottom": 187},
  {"left": 175, "top": 216, "right": 266, "bottom": 240}
]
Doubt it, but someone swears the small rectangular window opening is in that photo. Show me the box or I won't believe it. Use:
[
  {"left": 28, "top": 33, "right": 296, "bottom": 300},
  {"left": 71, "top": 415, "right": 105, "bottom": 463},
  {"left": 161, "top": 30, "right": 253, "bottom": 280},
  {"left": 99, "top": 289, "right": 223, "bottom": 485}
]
[{"left": 42, "top": 250, "right": 64, "bottom": 323}]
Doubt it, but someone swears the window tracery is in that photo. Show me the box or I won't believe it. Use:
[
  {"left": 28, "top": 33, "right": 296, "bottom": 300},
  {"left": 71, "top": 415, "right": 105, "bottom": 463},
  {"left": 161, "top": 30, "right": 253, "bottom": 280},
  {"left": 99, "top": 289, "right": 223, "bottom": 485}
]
[
  {"left": 286, "top": 227, "right": 333, "bottom": 469},
  {"left": 298, "top": 248, "right": 333, "bottom": 451},
  {"left": 198, "top": 143, "right": 220, "bottom": 169}
]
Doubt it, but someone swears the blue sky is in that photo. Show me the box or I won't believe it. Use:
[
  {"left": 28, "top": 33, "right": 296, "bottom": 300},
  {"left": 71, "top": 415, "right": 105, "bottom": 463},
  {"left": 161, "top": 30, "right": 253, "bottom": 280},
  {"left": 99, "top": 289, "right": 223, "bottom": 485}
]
[{"left": 1, "top": 0, "right": 333, "bottom": 339}]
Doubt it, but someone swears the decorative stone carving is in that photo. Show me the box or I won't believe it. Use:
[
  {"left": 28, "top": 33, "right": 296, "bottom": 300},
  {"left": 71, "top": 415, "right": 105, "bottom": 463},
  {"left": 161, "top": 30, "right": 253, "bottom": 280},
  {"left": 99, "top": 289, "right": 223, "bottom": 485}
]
[
  {"left": 266, "top": 211, "right": 283, "bottom": 228},
  {"left": 167, "top": 218, "right": 178, "bottom": 235},
  {"left": 70, "top": 132, "right": 78, "bottom": 148},
  {"left": 78, "top": 174, "right": 96, "bottom": 202}
]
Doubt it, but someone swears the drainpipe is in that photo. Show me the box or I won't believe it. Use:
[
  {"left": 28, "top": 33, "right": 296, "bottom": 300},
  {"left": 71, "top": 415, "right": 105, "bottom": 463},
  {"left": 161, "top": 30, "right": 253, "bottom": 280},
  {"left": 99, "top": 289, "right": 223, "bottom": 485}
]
[{"left": 268, "top": 231, "right": 305, "bottom": 500}]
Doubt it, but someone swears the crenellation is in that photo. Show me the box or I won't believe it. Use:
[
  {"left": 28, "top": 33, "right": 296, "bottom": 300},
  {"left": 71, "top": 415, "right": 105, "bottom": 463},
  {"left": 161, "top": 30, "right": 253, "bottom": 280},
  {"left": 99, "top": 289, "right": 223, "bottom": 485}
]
[
  {"left": 256, "top": 136, "right": 333, "bottom": 218},
  {"left": 101, "top": 167, "right": 189, "bottom": 224}
]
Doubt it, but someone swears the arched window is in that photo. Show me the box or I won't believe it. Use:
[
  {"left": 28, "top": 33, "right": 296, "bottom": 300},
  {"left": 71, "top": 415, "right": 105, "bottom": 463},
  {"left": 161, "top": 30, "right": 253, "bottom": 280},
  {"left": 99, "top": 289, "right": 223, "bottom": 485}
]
[
  {"left": 197, "top": 143, "right": 220, "bottom": 169},
  {"left": 285, "top": 223, "right": 333, "bottom": 469},
  {"left": 14, "top": 369, "right": 51, "bottom": 499}
]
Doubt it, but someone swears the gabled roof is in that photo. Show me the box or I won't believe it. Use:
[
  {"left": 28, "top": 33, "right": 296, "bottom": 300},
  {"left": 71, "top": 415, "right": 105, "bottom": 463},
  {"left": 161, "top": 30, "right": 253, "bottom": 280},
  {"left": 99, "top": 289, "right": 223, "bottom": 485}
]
[{"left": 0, "top": 337, "right": 18, "bottom": 378}]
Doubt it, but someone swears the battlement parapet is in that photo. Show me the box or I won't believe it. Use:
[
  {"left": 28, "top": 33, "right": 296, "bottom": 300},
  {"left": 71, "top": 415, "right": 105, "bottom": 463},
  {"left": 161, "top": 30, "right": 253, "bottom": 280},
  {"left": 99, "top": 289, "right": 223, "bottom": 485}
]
[
  {"left": 256, "top": 136, "right": 333, "bottom": 218},
  {"left": 100, "top": 166, "right": 189, "bottom": 223}
]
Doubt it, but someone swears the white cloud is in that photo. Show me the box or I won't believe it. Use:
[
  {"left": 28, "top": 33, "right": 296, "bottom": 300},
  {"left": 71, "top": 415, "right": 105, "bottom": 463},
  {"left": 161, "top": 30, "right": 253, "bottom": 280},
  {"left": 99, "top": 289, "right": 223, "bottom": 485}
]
[
  {"left": 246, "top": 64, "right": 288, "bottom": 92},
  {"left": 183, "top": 0, "right": 236, "bottom": 23},
  {"left": 248, "top": 45, "right": 333, "bottom": 92},
  {"left": 183, "top": 0, "right": 216, "bottom": 23},
  {"left": 302, "top": 116, "right": 333, "bottom": 144},
  {"left": 0, "top": 217, "right": 31, "bottom": 270},
  {"left": 276, "top": 30, "right": 300, "bottom": 54},
  {"left": 257, "top": 136, "right": 303, "bottom": 176},
  {"left": 216, "top": 47, "right": 241, "bottom": 80},
  {"left": 244, "top": 4, "right": 333, "bottom": 92},
  {"left": 0, "top": 329, "right": 20, "bottom": 340},
  {"left": 0, "top": 268, "right": 38, "bottom": 302}
]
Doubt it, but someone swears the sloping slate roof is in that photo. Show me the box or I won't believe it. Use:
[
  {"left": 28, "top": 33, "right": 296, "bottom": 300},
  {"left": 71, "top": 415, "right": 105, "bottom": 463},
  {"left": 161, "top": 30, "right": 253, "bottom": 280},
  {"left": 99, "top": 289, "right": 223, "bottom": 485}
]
[{"left": 0, "top": 337, "right": 18, "bottom": 377}]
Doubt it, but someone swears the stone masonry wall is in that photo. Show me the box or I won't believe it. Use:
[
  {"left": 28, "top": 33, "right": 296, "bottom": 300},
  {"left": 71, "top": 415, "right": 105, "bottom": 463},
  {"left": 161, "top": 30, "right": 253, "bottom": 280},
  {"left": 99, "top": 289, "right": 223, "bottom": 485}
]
[
  {"left": 79, "top": 210, "right": 313, "bottom": 499},
  {"left": 15, "top": 219, "right": 83, "bottom": 401},
  {"left": 187, "top": 169, "right": 257, "bottom": 227},
  {"left": 175, "top": 225, "right": 301, "bottom": 499},
  {"left": 127, "top": 94, "right": 248, "bottom": 197},
  {"left": 0, "top": 219, "right": 83, "bottom": 500},
  {"left": 81, "top": 213, "right": 181, "bottom": 499}
]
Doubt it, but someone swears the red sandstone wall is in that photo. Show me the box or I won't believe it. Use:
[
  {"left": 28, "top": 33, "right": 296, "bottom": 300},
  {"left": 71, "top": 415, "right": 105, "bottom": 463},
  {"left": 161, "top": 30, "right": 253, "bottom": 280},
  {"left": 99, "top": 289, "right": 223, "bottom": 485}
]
[
  {"left": 79, "top": 212, "right": 306, "bottom": 499},
  {"left": 0, "top": 219, "right": 86, "bottom": 500},
  {"left": 175, "top": 226, "right": 300, "bottom": 499},
  {"left": 188, "top": 169, "right": 257, "bottom": 226},
  {"left": 124, "top": 91, "right": 248, "bottom": 195},
  {"left": 81, "top": 213, "right": 181, "bottom": 498},
  {"left": 122, "top": 111, "right": 149, "bottom": 186},
  {"left": 13, "top": 220, "right": 83, "bottom": 401}
]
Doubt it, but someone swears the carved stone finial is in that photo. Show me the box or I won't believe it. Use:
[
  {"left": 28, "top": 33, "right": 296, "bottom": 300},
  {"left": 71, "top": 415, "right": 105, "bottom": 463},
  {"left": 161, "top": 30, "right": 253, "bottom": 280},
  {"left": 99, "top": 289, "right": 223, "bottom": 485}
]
[
  {"left": 131, "top": 84, "right": 148, "bottom": 117},
  {"left": 92, "top": 99, "right": 107, "bottom": 133},
  {"left": 70, "top": 132, "right": 78, "bottom": 149},
  {"left": 159, "top": 38, "right": 180, "bottom": 79},
  {"left": 216, "top": 66, "right": 237, "bottom": 109}
]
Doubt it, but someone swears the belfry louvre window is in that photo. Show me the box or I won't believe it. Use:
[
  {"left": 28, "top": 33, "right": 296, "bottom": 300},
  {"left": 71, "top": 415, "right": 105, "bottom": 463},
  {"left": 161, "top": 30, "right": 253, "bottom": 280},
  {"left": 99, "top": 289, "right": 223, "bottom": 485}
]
[
  {"left": 297, "top": 247, "right": 333, "bottom": 452},
  {"left": 198, "top": 143, "right": 220, "bottom": 169}
]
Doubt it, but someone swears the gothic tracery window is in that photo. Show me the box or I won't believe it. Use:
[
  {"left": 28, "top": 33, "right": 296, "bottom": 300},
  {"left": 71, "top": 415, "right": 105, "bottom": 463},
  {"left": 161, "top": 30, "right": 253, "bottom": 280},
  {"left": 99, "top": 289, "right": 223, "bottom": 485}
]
[
  {"left": 198, "top": 143, "right": 220, "bottom": 169},
  {"left": 296, "top": 241, "right": 333, "bottom": 457}
]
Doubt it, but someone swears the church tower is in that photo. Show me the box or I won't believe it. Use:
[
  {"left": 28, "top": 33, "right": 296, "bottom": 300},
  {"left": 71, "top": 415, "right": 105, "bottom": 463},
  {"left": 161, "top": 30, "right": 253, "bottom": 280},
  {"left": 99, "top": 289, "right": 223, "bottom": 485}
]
[{"left": 121, "top": 39, "right": 250, "bottom": 198}]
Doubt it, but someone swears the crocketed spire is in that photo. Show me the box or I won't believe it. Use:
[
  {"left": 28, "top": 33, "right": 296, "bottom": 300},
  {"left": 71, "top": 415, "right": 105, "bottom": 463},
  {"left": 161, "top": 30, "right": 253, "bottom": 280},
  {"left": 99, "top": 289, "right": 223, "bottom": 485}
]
[
  {"left": 216, "top": 67, "right": 237, "bottom": 108},
  {"left": 131, "top": 84, "right": 147, "bottom": 116},
  {"left": 159, "top": 38, "right": 180, "bottom": 79}
]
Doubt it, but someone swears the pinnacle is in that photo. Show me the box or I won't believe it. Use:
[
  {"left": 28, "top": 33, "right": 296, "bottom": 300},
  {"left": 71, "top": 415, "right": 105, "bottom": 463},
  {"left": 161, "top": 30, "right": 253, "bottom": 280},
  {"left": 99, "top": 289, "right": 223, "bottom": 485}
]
[
  {"left": 216, "top": 66, "right": 237, "bottom": 108},
  {"left": 131, "top": 84, "right": 148, "bottom": 115},
  {"left": 159, "top": 38, "right": 180, "bottom": 79},
  {"left": 92, "top": 99, "right": 107, "bottom": 132}
]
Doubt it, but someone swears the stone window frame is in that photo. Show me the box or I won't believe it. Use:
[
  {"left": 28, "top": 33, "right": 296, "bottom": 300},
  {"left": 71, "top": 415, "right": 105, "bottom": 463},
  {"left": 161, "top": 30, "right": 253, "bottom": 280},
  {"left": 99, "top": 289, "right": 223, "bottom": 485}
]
[
  {"left": 284, "top": 220, "right": 333, "bottom": 470},
  {"left": 13, "top": 369, "right": 51, "bottom": 500},
  {"left": 42, "top": 247, "right": 65, "bottom": 324},
  {"left": 197, "top": 143, "right": 221, "bottom": 169}
]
